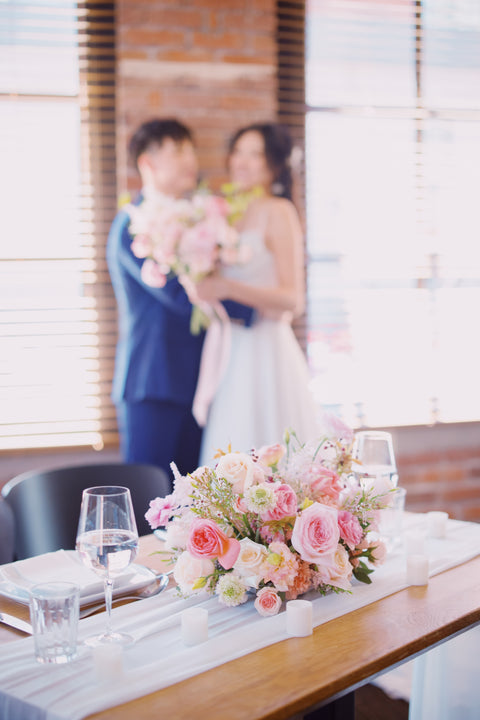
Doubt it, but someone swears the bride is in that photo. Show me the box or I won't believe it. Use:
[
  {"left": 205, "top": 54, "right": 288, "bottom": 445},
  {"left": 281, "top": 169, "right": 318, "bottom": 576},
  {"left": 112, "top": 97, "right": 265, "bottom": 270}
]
[{"left": 186, "top": 122, "right": 319, "bottom": 461}]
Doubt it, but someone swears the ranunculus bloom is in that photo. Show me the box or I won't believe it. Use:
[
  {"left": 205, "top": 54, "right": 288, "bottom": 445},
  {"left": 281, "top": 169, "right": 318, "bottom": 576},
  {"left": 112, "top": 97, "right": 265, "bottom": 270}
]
[
  {"left": 215, "top": 452, "right": 263, "bottom": 495},
  {"left": 257, "top": 443, "right": 286, "bottom": 468},
  {"left": 337, "top": 510, "right": 363, "bottom": 550},
  {"left": 291, "top": 502, "right": 339, "bottom": 564},
  {"left": 187, "top": 518, "right": 240, "bottom": 570},
  {"left": 261, "top": 483, "right": 297, "bottom": 521},
  {"left": 254, "top": 586, "right": 282, "bottom": 617},
  {"left": 144, "top": 495, "right": 176, "bottom": 529},
  {"left": 173, "top": 551, "right": 215, "bottom": 596}
]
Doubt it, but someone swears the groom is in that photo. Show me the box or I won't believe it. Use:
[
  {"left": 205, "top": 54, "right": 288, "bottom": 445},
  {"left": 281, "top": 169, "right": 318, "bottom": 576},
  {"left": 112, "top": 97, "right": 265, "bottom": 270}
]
[{"left": 107, "top": 118, "right": 254, "bottom": 488}]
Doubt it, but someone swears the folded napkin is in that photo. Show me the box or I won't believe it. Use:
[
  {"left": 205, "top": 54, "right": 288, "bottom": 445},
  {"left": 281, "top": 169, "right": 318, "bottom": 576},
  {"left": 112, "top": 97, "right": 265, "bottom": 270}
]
[{"left": 0, "top": 550, "right": 152, "bottom": 605}]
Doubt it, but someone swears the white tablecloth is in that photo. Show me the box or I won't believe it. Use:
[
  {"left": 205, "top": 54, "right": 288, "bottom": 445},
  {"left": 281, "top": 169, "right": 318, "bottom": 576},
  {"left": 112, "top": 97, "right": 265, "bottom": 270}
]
[{"left": 0, "top": 514, "right": 479, "bottom": 720}]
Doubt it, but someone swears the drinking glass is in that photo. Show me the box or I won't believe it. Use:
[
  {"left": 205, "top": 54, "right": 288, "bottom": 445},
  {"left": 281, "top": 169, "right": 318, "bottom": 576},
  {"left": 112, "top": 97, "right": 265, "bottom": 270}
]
[
  {"left": 352, "top": 430, "right": 398, "bottom": 489},
  {"left": 76, "top": 486, "right": 139, "bottom": 646}
]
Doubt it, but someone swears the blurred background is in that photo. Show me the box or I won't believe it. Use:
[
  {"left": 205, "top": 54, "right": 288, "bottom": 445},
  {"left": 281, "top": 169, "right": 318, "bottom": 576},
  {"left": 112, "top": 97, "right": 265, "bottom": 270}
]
[{"left": 1, "top": 0, "right": 479, "bottom": 521}]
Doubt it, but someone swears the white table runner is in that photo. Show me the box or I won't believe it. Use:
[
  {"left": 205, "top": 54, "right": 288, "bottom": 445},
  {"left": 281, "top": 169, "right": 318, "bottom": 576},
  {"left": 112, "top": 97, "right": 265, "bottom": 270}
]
[{"left": 0, "top": 513, "right": 479, "bottom": 720}]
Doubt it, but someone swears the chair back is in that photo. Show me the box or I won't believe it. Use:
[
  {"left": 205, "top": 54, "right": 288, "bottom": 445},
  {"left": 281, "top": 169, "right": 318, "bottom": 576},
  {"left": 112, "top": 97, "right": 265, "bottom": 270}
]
[{"left": 1, "top": 463, "right": 171, "bottom": 560}]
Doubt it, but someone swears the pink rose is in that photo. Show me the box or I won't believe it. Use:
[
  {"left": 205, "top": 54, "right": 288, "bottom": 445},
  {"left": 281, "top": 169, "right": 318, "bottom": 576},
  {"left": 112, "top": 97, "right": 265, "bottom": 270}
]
[
  {"left": 291, "top": 502, "right": 339, "bottom": 563},
  {"left": 140, "top": 258, "right": 167, "bottom": 287},
  {"left": 187, "top": 518, "right": 240, "bottom": 570},
  {"left": 254, "top": 586, "right": 282, "bottom": 617},
  {"left": 257, "top": 443, "right": 286, "bottom": 468},
  {"left": 144, "top": 495, "right": 176, "bottom": 529},
  {"left": 131, "top": 233, "right": 152, "bottom": 258},
  {"left": 305, "top": 466, "right": 342, "bottom": 504},
  {"left": 369, "top": 539, "right": 387, "bottom": 565},
  {"left": 261, "top": 483, "right": 297, "bottom": 521},
  {"left": 338, "top": 510, "right": 363, "bottom": 550}
]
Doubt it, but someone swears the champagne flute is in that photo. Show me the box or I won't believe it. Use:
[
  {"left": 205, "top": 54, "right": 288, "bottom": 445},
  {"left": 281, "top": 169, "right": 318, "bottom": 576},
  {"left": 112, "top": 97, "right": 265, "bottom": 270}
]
[
  {"left": 76, "top": 486, "right": 139, "bottom": 646},
  {"left": 352, "top": 431, "right": 398, "bottom": 492}
]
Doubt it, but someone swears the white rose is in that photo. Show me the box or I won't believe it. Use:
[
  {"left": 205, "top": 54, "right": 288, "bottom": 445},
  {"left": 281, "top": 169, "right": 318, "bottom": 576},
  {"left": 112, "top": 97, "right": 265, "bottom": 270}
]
[
  {"left": 215, "top": 452, "right": 262, "bottom": 494},
  {"left": 173, "top": 551, "right": 215, "bottom": 595},
  {"left": 233, "top": 538, "right": 268, "bottom": 588},
  {"left": 164, "top": 517, "right": 191, "bottom": 551},
  {"left": 319, "top": 544, "right": 353, "bottom": 592}
]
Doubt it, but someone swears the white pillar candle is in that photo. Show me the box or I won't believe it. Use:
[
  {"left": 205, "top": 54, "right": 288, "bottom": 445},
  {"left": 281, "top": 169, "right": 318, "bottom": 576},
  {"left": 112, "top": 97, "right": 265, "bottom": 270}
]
[
  {"left": 406, "top": 554, "right": 429, "bottom": 586},
  {"left": 92, "top": 644, "right": 124, "bottom": 683},
  {"left": 286, "top": 600, "right": 313, "bottom": 637},
  {"left": 181, "top": 607, "right": 208, "bottom": 646},
  {"left": 428, "top": 511, "right": 448, "bottom": 539},
  {"left": 404, "top": 530, "right": 426, "bottom": 555}
]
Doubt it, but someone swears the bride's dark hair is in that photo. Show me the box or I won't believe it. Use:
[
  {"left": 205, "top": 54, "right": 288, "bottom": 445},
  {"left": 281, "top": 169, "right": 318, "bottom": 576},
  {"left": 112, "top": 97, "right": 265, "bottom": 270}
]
[{"left": 228, "top": 122, "right": 294, "bottom": 201}]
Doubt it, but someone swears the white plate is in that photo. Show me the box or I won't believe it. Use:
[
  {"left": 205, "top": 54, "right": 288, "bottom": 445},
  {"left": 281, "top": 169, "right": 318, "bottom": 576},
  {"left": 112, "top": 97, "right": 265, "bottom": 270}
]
[{"left": 0, "top": 550, "right": 157, "bottom": 607}]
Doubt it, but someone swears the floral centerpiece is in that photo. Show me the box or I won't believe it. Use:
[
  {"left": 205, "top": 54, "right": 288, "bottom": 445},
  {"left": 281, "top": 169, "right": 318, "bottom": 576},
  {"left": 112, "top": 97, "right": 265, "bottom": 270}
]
[
  {"left": 127, "top": 188, "right": 251, "bottom": 333},
  {"left": 145, "top": 422, "right": 389, "bottom": 616}
]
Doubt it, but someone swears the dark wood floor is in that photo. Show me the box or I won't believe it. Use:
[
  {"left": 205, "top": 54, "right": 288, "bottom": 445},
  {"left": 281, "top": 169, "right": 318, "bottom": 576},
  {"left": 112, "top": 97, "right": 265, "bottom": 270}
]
[{"left": 355, "top": 684, "right": 409, "bottom": 720}]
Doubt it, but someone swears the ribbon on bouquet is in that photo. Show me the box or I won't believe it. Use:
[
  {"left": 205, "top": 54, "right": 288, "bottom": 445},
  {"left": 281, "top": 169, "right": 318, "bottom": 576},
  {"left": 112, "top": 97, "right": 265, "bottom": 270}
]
[{"left": 192, "top": 301, "right": 231, "bottom": 427}]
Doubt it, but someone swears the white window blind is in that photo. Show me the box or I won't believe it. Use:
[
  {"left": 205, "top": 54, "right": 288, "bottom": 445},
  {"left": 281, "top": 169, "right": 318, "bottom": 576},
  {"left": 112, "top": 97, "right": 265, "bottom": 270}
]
[
  {"left": 0, "top": 0, "right": 118, "bottom": 451},
  {"left": 306, "top": 0, "right": 480, "bottom": 428}
]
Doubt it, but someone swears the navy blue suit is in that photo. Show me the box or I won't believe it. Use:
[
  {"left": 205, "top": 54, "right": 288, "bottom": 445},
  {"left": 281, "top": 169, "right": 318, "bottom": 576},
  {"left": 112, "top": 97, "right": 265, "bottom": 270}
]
[{"left": 107, "top": 202, "right": 254, "bottom": 485}]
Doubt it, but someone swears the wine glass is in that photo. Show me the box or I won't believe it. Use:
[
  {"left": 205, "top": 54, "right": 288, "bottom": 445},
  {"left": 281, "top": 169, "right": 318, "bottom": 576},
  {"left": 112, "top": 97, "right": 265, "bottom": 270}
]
[
  {"left": 76, "top": 486, "right": 139, "bottom": 646},
  {"left": 352, "top": 431, "right": 398, "bottom": 491}
]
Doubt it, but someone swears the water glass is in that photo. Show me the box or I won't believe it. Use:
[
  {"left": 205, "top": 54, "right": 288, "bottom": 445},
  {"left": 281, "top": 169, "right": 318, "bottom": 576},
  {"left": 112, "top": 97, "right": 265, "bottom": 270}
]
[
  {"left": 378, "top": 486, "right": 407, "bottom": 550},
  {"left": 29, "top": 582, "right": 80, "bottom": 664},
  {"left": 353, "top": 430, "right": 398, "bottom": 488}
]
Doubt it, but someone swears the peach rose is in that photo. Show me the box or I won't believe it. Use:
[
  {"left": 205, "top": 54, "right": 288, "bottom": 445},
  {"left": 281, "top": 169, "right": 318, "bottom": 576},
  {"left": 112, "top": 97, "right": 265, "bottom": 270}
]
[
  {"left": 187, "top": 518, "right": 240, "bottom": 570},
  {"left": 215, "top": 452, "right": 263, "bottom": 494},
  {"left": 173, "top": 551, "right": 215, "bottom": 595},
  {"left": 233, "top": 538, "right": 268, "bottom": 587},
  {"left": 291, "top": 502, "right": 339, "bottom": 563},
  {"left": 254, "top": 586, "right": 282, "bottom": 617},
  {"left": 261, "top": 483, "right": 297, "bottom": 521},
  {"left": 257, "top": 443, "right": 286, "bottom": 468}
]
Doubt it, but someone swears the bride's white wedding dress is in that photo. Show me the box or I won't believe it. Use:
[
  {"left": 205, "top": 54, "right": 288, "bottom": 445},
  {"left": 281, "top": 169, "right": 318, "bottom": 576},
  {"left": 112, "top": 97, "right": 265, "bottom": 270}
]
[{"left": 199, "top": 228, "right": 319, "bottom": 463}]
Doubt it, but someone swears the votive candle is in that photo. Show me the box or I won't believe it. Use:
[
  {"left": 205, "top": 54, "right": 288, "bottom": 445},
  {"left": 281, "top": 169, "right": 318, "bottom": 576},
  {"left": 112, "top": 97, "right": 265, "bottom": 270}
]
[
  {"left": 286, "top": 600, "right": 313, "bottom": 637},
  {"left": 428, "top": 511, "right": 448, "bottom": 539},
  {"left": 181, "top": 607, "right": 208, "bottom": 646},
  {"left": 406, "top": 554, "right": 429, "bottom": 586}
]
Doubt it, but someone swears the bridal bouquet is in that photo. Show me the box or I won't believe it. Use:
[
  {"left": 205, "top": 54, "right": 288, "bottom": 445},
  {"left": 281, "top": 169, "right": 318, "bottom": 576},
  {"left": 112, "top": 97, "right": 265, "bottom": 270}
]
[
  {"left": 127, "top": 189, "right": 250, "bottom": 333},
  {"left": 145, "top": 422, "right": 390, "bottom": 616}
]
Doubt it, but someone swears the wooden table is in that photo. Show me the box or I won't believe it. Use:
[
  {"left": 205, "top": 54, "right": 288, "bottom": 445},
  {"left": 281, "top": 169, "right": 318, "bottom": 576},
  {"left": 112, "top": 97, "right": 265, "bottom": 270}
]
[{"left": 1, "top": 536, "right": 480, "bottom": 720}]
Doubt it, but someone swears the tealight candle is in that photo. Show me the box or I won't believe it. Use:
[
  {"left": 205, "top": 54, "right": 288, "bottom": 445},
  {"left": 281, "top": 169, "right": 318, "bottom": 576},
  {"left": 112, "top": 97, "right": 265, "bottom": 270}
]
[
  {"left": 427, "top": 511, "right": 449, "bottom": 539},
  {"left": 181, "top": 607, "right": 208, "bottom": 646},
  {"left": 404, "top": 530, "right": 426, "bottom": 555},
  {"left": 92, "top": 644, "right": 124, "bottom": 683},
  {"left": 286, "top": 600, "right": 313, "bottom": 637},
  {"left": 406, "top": 554, "right": 429, "bottom": 586}
]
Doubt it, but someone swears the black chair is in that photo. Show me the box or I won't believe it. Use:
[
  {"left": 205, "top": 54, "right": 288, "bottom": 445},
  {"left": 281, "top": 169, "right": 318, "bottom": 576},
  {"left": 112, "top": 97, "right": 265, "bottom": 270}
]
[{"left": 1, "top": 463, "right": 171, "bottom": 560}]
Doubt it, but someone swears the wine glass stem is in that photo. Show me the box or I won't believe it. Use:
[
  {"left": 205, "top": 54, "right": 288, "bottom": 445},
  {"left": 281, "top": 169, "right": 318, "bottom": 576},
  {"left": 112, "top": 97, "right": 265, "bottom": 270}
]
[{"left": 104, "top": 577, "right": 114, "bottom": 637}]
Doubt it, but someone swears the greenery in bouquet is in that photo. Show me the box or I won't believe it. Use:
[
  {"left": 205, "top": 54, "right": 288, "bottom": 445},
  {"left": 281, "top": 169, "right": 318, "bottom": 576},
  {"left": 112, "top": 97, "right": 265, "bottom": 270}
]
[
  {"left": 127, "top": 186, "right": 251, "bottom": 334},
  {"left": 145, "top": 421, "right": 390, "bottom": 616}
]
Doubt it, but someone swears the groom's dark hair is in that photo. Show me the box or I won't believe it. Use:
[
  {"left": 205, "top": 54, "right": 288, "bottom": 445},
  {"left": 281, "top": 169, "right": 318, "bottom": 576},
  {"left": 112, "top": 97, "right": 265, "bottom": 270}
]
[{"left": 129, "top": 118, "right": 194, "bottom": 167}]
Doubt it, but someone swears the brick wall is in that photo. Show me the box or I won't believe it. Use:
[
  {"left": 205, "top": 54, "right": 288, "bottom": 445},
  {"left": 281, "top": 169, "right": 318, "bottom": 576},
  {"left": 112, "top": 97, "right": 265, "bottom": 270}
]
[
  {"left": 391, "top": 423, "right": 480, "bottom": 523},
  {"left": 115, "top": 0, "right": 278, "bottom": 197}
]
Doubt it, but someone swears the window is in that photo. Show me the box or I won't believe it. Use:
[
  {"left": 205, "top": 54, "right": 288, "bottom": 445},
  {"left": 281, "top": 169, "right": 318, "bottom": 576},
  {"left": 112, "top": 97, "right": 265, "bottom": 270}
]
[
  {"left": 0, "top": 0, "right": 117, "bottom": 450},
  {"left": 305, "top": 0, "right": 480, "bottom": 428}
]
